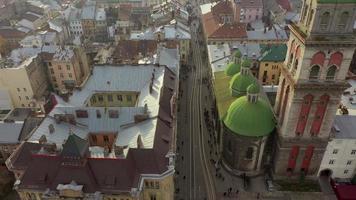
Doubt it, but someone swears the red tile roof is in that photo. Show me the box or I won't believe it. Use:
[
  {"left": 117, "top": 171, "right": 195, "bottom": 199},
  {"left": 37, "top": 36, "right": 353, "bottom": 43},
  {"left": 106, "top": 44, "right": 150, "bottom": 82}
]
[
  {"left": 239, "top": 0, "right": 263, "bottom": 8},
  {"left": 113, "top": 40, "right": 158, "bottom": 64},
  {"left": 202, "top": 1, "right": 247, "bottom": 39},
  {"left": 23, "top": 13, "right": 40, "bottom": 22},
  {"left": 202, "top": 12, "right": 247, "bottom": 39},
  {"left": 211, "top": 0, "right": 233, "bottom": 15},
  {"left": 210, "top": 23, "right": 247, "bottom": 38},
  {"left": 0, "top": 28, "right": 26, "bottom": 39},
  {"left": 334, "top": 184, "right": 356, "bottom": 200},
  {"left": 276, "top": 0, "right": 292, "bottom": 11}
]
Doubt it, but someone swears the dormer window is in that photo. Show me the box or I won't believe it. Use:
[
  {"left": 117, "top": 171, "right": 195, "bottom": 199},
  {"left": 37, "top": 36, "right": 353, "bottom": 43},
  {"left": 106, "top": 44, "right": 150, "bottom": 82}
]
[
  {"left": 338, "top": 12, "right": 349, "bottom": 30},
  {"left": 320, "top": 12, "right": 330, "bottom": 30}
]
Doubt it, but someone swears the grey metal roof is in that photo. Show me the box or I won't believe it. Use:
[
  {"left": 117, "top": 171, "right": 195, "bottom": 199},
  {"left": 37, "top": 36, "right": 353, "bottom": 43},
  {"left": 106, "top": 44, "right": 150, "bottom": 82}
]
[
  {"left": 0, "top": 122, "right": 24, "bottom": 144},
  {"left": 29, "top": 65, "right": 168, "bottom": 155},
  {"left": 81, "top": 4, "right": 96, "bottom": 20},
  {"left": 156, "top": 47, "right": 179, "bottom": 74},
  {"left": 333, "top": 115, "right": 356, "bottom": 139},
  {"left": 95, "top": 8, "right": 106, "bottom": 21},
  {"left": 247, "top": 27, "right": 288, "bottom": 41},
  {"left": 0, "top": 89, "right": 12, "bottom": 110},
  {"left": 233, "top": 43, "right": 261, "bottom": 59}
]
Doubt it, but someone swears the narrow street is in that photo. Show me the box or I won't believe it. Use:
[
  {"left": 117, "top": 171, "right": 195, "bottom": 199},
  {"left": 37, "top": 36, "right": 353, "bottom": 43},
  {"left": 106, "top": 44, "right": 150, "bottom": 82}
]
[{"left": 174, "top": 1, "right": 218, "bottom": 199}]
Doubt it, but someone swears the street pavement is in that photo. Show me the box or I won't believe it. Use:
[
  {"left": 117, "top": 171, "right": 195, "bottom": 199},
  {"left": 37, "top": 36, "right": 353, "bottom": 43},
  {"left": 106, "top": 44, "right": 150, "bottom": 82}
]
[{"left": 174, "top": 1, "right": 338, "bottom": 200}]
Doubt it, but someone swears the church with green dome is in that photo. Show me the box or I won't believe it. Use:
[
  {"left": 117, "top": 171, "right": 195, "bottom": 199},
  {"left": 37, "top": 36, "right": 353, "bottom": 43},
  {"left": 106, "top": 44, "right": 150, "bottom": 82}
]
[
  {"left": 212, "top": 54, "right": 276, "bottom": 175},
  {"left": 222, "top": 82, "right": 275, "bottom": 174},
  {"left": 224, "top": 49, "right": 242, "bottom": 76}
]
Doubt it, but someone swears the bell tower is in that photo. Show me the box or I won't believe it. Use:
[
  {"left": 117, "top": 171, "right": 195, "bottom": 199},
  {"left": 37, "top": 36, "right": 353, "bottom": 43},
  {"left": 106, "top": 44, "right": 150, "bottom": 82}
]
[{"left": 273, "top": 0, "right": 356, "bottom": 178}]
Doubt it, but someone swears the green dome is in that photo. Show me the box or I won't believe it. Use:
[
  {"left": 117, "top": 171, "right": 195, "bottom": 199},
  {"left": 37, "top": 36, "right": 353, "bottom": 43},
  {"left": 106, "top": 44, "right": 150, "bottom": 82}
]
[
  {"left": 234, "top": 50, "right": 242, "bottom": 58},
  {"left": 229, "top": 72, "right": 255, "bottom": 97},
  {"left": 225, "top": 62, "right": 241, "bottom": 76},
  {"left": 242, "top": 59, "right": 252, "bottom": 68},
  {"left": 247, "top": 83, "right": 260, "bottom": 94},
  {"left": 224, "top": 96, "right": 275, "bottom": 137}
]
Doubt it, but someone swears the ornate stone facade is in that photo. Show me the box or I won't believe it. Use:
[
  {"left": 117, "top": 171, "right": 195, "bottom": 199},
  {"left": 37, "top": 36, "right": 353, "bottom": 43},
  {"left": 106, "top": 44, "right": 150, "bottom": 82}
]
[{"left": 273, "top": 0, "right": 356, "bottom": 178}]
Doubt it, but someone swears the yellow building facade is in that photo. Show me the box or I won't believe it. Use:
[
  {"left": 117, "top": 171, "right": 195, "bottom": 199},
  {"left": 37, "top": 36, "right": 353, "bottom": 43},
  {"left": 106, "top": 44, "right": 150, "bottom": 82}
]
[
  {"left": 258, "top": 61, "right": 282, "bottom": 85},
  {"left": 89, "top": 92, "right": 139, "bottom": 107},
  {"left": 258, "top": 44, "right": 287, "bottom": 85},
  {"left": 0, "top": 56, "right": 48, "bottom": 109}
]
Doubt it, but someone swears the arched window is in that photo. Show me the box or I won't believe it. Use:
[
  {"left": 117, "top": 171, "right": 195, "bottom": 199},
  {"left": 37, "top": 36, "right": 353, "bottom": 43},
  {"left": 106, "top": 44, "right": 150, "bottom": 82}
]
[
  {"left": 326, "top": 65, "right": 337, "bottom": 80},
  {"left": 288, "top": 53, "right": 294, "bottom": 68},
  {"left": 338, "top": 12, "right": 349, "bottom": 29},
  {"left": 301, "top": 3, "right": 309, "bottom": 22},
  {"left": 280, "top": 86, "right": 290, "bottom": 125},
  {"left": 245, "top": 147, "right": 254, "bottom": 159},
  {"left": 30, "top": 193, "right": 37, "bottom": 200},
  {"left": 310, "top": 51, "right": 326, "bottom": 67},
  {"left": 307, "top": 9, "right": 314, "bottom": 27},
  {"left": 320, "top": 12, "right": 330, "bottom": 30},
  {"left": 309, "top": 65, "right": 320, "bottom": 80},
  {"left": 293, "top": 46, "right": 301, "bottom": 72},
  {"left": 276, "top": 78, "right": 285, "bottom": 115},
  {"left": 310, "top": 94, "right": 329, "bottom": 136},
  {"left": 293, "top": 59, "right": 299, "bottom": 72},
  {"left": 227, "top": 140, "right": 232, "bottom": 152},
  {"left": 295, "top": 94, "right": 314, "bottom": 136},
  {"left": 329, "top": 52, "right": 343, "bottom": 67}
]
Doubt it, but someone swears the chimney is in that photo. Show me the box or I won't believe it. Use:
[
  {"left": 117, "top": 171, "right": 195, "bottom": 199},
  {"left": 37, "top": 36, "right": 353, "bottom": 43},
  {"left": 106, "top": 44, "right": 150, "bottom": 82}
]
[
  {"left": 137, "top": 135, "right": 144, "bottom": 149},
  {"left": 39, "top": 135, "right": 47, "bottom": 144},
  {"left": 144, "top": 103, "right": 148, "bottom": 114},
  {"left": 149, "top": 82, "right": 153, "bottom": 94},
  {"left": 134, "top": 114, "right": 149, "bottom": 123},
  {"left": 48, "top": 124, "right": 55, "bottom": 134}
]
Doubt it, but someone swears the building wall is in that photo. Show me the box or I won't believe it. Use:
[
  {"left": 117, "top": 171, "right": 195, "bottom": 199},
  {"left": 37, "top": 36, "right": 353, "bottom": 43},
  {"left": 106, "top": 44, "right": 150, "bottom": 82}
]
[
  {"left": 0, "top": 58, "right": 48, "bottom": 108},
  {"left": 241, "top": 7, "right": 263, "bottom": 23},
  {"left": 89, "top": 132, "right": 117, "bottom": 148},
  {"left": 17, "top": 190, "right": 42, "bottom": 200},
  {"left": 272, "top": 26, "right": 355, "bottom": 178},
  {"left": 95, "top": 21, "right": 108, "bottom": 42},
  {"left": 88, "top": 92, "right": 139, "bottom": 107},
  {"left": 319, "top": 139, "right": 356, "bottom": 179},
  {"left": 258, "top": 61, "right": 282, "bottom": 85},
  {"left": 82, "top": 19, "right": 95, "bottom": 40},
  {"left": 48, "top": 48, "right": 90, "bottom": 93},
  {"left": 0, "top": 67, "right": 32, "bottom": 108},
  {"left": 16, "top": 174, "right": 173, "bottom": 200},
  {"left": 222, "top": 124, "right": 268, "bottom": 174},
  {"left": 26, "top": 58, "right": 48, "bottom": 102},
  {"left": 141, "top": 175, "right": 174, "bottom": 200},
  {"left": 69, "top": 20, "right": 83, "bottom": 36},
  {"left": 179, "top": 39, "right": 189, "bottom": 64},
  {"left": 49, "top": 57, "right": 78, "bottom": 92},
  {"left": 0, "top": 144, "right": 18, "bottom": 164}
]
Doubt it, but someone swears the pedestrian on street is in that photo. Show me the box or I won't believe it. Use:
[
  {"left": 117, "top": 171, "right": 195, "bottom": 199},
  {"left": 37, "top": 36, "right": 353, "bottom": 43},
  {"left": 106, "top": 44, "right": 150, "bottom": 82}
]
[
  {"left": 257, "top": 192, "right": 260, "bottom": 199},
  {"left": 181, "top": 156, "right": 184, "bottom": 161},
  {"left": 183, "top": 175, "right": 186, "bottom": 180},
  {"left": 236, "top": 189, "right": 239, "bottom": 194}
]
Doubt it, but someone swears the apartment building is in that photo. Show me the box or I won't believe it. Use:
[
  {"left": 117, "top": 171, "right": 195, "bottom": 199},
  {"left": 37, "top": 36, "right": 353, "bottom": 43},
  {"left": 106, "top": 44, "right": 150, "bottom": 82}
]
[
  {"left": 47, "top": 46, "right": 90, "bottom": 93},
  {"left": 0, "top": 56, "right": 49, "bottom": 110}
]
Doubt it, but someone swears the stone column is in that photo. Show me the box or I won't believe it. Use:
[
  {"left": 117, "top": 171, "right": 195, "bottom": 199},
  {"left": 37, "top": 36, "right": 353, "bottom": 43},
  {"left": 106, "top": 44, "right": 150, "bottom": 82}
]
[{"left": 256, "top": 136, "right": 266, "bottom": 171}]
